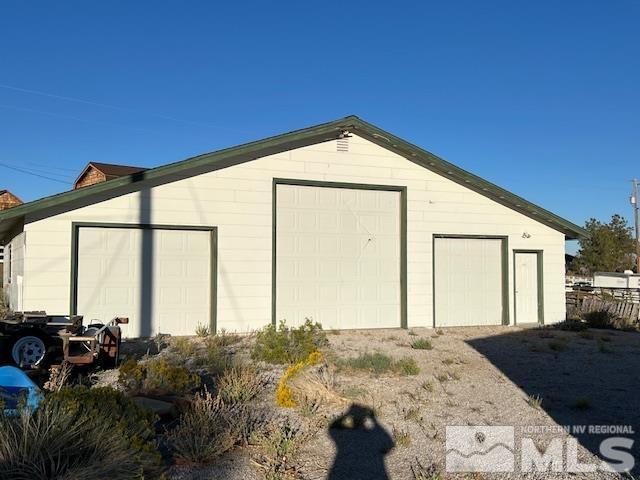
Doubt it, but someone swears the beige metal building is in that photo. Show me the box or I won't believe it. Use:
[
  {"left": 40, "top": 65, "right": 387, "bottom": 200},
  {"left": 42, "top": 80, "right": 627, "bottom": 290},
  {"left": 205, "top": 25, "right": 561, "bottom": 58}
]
[{"left": 0, "top": 116, "right": 585, "bottom": 337}]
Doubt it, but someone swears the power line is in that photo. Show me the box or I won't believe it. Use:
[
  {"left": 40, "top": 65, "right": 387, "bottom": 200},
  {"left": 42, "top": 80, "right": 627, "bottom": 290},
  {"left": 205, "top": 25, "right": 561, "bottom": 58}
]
[
  {"left": 0, "top": 103, "right": 163, "bottom": 133},
  {"left": 0, "top": 159, "right": 79, "bottom": 178},
  {"left": 0, "top": 82, "right": 243, "bottom": 132},
  {"left": 19, "top": 159, "right": 81, "bottom": 173},
  {"left": 0, "top": 161, "right": 72, "bottom": 185}
]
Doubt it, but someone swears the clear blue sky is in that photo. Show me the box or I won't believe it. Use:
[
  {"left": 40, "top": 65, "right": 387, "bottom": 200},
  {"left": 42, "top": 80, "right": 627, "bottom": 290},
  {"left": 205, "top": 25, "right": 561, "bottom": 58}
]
[{"left": 0, "top": 1, "right": 638, "bottom": 252}]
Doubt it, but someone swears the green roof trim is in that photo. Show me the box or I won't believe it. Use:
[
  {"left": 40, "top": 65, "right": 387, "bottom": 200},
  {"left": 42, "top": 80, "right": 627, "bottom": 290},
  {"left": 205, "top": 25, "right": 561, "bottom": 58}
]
[{"left": 0, "top": 115, "right": 586, "bottom": 240}]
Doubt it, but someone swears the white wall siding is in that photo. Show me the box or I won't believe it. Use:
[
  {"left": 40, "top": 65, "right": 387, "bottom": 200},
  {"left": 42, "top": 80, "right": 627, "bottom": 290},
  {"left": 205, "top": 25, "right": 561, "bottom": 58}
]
[
  {"left": 19, "top": 135, "right": 566, "bottom": 330},
  {"left": 4, "top": 232, "right": 25, "bottom": 310}
]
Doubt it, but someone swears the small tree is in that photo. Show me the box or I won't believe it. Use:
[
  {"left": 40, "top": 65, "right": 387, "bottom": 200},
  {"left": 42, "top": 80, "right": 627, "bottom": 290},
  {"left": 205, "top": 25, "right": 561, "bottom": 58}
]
[{"left": 573, "top": 214, "right": 636, "bottom": 274}]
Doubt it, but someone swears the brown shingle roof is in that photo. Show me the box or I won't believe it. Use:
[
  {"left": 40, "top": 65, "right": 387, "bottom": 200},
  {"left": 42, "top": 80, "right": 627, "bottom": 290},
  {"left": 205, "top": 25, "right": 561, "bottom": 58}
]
[{"left": 87, "top": 162, "right": 147, "bottom": 179}]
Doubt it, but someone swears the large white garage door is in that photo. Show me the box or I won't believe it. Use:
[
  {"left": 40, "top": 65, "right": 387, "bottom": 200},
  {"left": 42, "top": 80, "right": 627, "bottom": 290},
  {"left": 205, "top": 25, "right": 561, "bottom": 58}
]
[
  {"left": 77, "top": 227, "right": 211, "bottom": 337},
  {"left": 434, "top": 237, "right": 504, "bottom": 327},
  {"left": 276, "top": 183, "right": 401, "bottom": 329}
]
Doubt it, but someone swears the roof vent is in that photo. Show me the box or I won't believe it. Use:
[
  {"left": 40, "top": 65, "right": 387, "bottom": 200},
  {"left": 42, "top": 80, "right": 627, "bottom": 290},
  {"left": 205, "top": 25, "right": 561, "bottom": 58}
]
[{"left": 337, "top": 137, "right": 349, "bottom": 153}]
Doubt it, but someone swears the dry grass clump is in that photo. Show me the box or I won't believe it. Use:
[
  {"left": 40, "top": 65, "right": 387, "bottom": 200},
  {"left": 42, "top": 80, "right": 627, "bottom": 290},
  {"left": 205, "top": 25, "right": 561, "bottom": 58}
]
[
  {"left": 526, "top": 394, "right": 543, "bottom": 409},
  {"left": 195, "top": 323, "right": 210, "bottom": 337},
  {"left": 392, "top": 426, "right": 411, "bottom": 447},
  {"left": 0, "top": 387, "right": 162, "bottom": 479},
  {"left": 403, "top": 407, "right": 421, "bottom": 422},
  {"left": 287, "top": 360, "right": 346, "bottom": 409},
  {"left": 166, "top": 388, "right": 250, "bottom": 464},
  {"left": 206, "top": 329, "right": 242, "bottom": 348},
  {"left": 421, "top": 380, "right": 434, "bottom": 392},
  {"left": 218, "top": 365, "right": 263, "bottom": 404},
  {"left": 411, "top": 460, "right": 442, "bottom": 480},
  {"left": 172, "top": 337, "right": 197, "bottom": 357},
  {"left": 43, "top": 361, "right": 73, "bottom": 392}
]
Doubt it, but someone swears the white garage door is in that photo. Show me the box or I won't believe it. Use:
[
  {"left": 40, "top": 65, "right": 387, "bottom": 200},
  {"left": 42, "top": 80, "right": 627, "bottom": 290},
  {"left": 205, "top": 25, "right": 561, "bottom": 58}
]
[
  {"left": 276, "top": 184, "right": 401, "bottom": 329},
  {"left": 434, "top": 237, "right": 504, "bottom": 327},
  {"left": 77, "top": 227, "right": 211, "bottom": 337}
]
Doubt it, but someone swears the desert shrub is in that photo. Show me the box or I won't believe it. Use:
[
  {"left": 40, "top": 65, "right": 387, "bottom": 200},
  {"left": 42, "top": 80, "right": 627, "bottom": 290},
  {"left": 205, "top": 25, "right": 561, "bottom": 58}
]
[
  {"left": 395, "top": 357, "right": 420, "bottom": 375},
  {"left": 0, "top": 386, "right": 163, "bottom": 479},
  {"left": 548, "top": 339, "right": 567, "bottom": 352},
  {"left": 218, "top": 365, "right": 262, "bottom": 403},
  {"left": 172, "top": 337, "right": 197, "bottom": 357},
  {"left": 275, "top": 351, "right": 323, "bottom": 408},
  {"left": 119, "top": 358, "right": 200, "bottom": 395},
  {"left": 340, "top": 352, "right": 420, "bottom": 376},
  {"left": 0, "top": 399, "right": 161, "bottom": 480},
  {"left": 343, "top": 352, "right": 393, "bottom": 374},
  {"left": 205, "top": 348, "right": 234, "bottom": 375},
  {"left": 556, "top": 319, "right": 588, "bottom": 331},
  {"left": 583, "top": 310, "right": 615, "bottom": 329},
  {"left": 195, "top": 323, "right": 210, "bottom": 337},
  {"left": 251, "top": 420, "right": 305, "bottom": 480},
  {"left": 410, "top": 338, "right": 433, "bottom": 350},
  {"left": 252, "top": 319, "right": 328, "bottom": 365},
  {"left": 166, "top": 388, "right": 249, "bottom": 464},
  {"left": 206, "top": 329, "right": 242, "bottom": 348}
]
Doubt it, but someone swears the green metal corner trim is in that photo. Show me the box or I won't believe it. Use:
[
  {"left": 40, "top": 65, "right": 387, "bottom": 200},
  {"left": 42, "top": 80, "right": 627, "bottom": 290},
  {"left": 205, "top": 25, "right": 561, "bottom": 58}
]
[
  {"left": 271, "top": 178, "right": 408, "bottom": 329},
  {"left": 0, "top": 115, "right": 586, "bottom": 240},
  {"left": 69, "top": 222, "right": 218, "bottom": 334}
]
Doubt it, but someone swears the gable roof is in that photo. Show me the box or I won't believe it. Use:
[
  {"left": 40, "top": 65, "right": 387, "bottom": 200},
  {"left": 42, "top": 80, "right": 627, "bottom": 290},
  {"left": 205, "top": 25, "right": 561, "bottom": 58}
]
[
  {"left": 0, "top": 115, "right": 586, "bottom": 240},
  {"left": 81, "top": 162, "right": 147, "bottom": 179},
  {"left": 74, "top": 162, "right": 147, "bottom": 188},
  {"left": 0, "top": 190, "right": 22, "bottom": 202}
]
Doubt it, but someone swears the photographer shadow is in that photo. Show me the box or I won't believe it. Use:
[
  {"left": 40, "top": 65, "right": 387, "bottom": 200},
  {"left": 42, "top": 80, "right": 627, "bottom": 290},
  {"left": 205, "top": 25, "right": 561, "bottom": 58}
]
[{"left": 328, "top": 403, "right": 394, "bottom": 480}]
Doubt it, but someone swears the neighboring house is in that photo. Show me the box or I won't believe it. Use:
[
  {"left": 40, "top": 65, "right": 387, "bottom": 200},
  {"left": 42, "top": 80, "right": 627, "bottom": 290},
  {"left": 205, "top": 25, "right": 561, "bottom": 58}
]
[
  {"left": 74, "top": 162, "right": 147, "bottom": 189},
  {"left": 0, "top": 190, "right": 22, "bottom": 211},
  {"left": 0, "top": 116, "right": 586, "bottom": 337},
  {"left": 0, "top": 189, "right": 22, "bottom": 283}
]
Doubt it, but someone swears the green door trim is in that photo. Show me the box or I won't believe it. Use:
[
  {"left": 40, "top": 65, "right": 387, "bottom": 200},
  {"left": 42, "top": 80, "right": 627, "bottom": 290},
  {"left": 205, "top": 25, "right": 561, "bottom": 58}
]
[
  {"left": 69, "top": 222, "right": 218, "bottom": 334},
  {"left": 513, "top": 249, "right": 544, "bottom": 325},
  {"left": 272, "top": 178, "right": 408, "bottom": 329},
  {"left": 432, "top": 234, "right": 510, "bottom": 327}
]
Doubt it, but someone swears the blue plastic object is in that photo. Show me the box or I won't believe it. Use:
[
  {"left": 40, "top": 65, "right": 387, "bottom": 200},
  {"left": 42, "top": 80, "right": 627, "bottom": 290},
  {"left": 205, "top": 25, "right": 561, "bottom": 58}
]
[{"left": 0, "top": 365, "right": 43, "bottom": 415}]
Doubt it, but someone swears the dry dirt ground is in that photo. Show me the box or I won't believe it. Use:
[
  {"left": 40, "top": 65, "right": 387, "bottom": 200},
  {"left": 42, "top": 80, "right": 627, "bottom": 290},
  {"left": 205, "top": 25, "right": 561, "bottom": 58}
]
[{"left": 166, "top": 326, "right": 640, "bottom": 480}]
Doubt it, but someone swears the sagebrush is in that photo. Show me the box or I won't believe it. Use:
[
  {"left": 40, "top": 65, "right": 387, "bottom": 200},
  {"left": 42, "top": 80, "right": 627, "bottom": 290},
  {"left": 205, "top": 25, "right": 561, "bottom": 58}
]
[
  {"left": 119, "top": 358, "right": 200, "bottom": 394},
  {"left": 166, "top": 388, "right": 250, "bottom": 464},
  {"left": 252, "top": 319, "right": 328, "bottom": 364},
  {"left": 218, "top": 365, "right": 262, "bottom": 403}
]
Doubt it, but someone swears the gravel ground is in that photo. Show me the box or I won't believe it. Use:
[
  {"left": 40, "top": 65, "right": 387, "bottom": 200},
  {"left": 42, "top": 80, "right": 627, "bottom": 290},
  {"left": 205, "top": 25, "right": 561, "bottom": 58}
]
[{"left": 166, "top": 326, "right": 640, "bottom": 479}]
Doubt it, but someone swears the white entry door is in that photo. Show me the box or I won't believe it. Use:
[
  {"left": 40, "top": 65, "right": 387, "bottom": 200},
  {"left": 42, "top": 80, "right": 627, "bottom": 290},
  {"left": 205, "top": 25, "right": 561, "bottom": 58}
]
[
  {"left": 434, "top": 237, "right": 504, "bottom": 327},
  {"left": 514, "top": 252, "right": 541, "bottom": 324},
  {"left": 275, "top": 183, "right": 402, "bottom": 329},
  {"left": 77, "top": 226, "right": 212, "bottom": 337}
]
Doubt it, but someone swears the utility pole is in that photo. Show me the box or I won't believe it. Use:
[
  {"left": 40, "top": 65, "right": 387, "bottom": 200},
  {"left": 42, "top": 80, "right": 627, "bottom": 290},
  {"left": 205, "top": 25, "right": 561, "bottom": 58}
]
[{"left": 632, "top": 179, "right": 640, "bottom": 272}]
